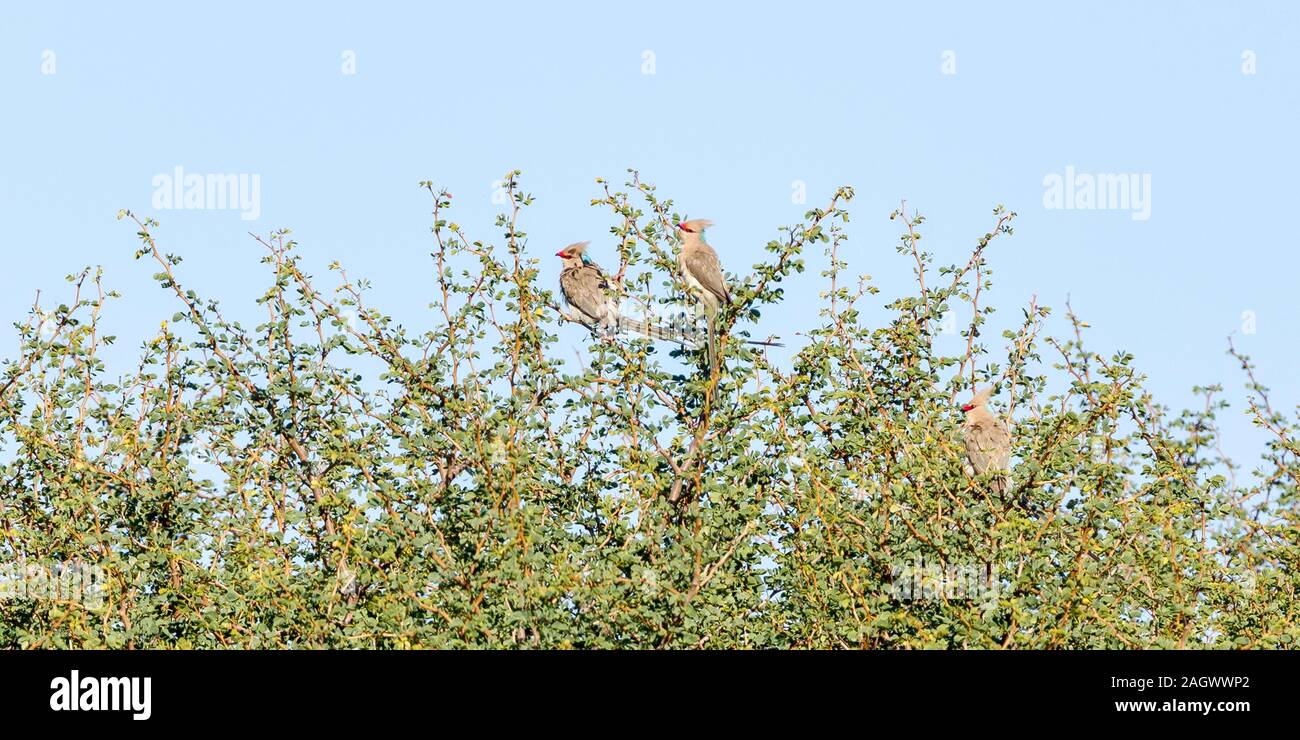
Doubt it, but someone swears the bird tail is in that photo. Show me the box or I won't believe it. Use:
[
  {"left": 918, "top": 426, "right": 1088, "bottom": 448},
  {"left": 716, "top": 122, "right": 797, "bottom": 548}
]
[
  {"left": 1000, "top": 478, "right": 1040, "bottom": 514},
  {"left": 705, "top": 321, "right": 786, "bottom": 363},
  {"left": 614, "top": 305, "right": 785, "bottom": 354},
  {"left": 620, "top": 315, "right": 701, "bottom": 348},
  {"left": 991, "top": 475, "right": 1009, "bottom": 497},
  {"left": 706, "top": 318, "right": 717, "bottom": 369}
]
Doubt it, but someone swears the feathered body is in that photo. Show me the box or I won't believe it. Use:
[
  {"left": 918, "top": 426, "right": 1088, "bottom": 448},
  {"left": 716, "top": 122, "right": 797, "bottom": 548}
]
[
  {"left": 556, "top": 241, "right": 698, "bottom": 346},
  {"left": 961, "top": 386, "right": 1012, "bottom": 497},
  {"left": 557, "top": 242, "right": 620, "bottom": 332},
  {"left": 676, "top": 219, "right": 730, "bottom": 366}
]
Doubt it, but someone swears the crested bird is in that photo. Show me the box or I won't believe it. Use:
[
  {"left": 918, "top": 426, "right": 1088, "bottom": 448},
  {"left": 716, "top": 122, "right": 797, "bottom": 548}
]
[
  {"left": 675, "top": 218, "right": 731, "bottom": 367},
  {"left": 556, "top": 242, "right": 697, "bottom": 346},
  {"left": 960, "top": 386, "right": 1012, "bottom": 499},
  {"left": 557, "top": 241, "right": 619, "bottom": 334}
]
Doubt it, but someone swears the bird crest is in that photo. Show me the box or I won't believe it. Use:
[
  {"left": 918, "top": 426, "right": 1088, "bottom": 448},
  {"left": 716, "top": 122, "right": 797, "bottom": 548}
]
[
  {"left": 555, "top": 241, "right": 590, "bottom": 261},
  {"left": 961, "top": 386, "right": 995, "bottom": 412},
  {"left": 676, "top": 218, "right": 714, "bottom": 236}
]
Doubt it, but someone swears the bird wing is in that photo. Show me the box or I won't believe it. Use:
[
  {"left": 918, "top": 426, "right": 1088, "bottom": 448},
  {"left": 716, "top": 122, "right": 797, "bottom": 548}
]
[
  {"left": 682, "top": 245, "right": 731, "bottom": 304},
  {"left": 560, "top": 263, "right": 615, "bottom": 324},
  {"left": 963, "top": 418, "right": 1011, "bottom": 474}
]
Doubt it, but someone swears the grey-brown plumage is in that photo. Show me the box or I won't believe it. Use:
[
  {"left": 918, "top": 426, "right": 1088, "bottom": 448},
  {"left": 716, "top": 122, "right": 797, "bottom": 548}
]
[
  {"left": 676, "top": 219, "right": 730, "bottom": 367},
  {"left": 960, "top": 386, "right": 1012, "bottom": 497},
  {"left": 556, "top": 242, "right": 699, "bottom": 346},
  {"left": 557, "top": 242, "right": 619, "bottom": 333}
]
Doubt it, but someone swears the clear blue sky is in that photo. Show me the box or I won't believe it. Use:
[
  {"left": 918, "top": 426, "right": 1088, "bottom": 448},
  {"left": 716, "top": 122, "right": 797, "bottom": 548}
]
[{"left": 2, "top": 1, "right": 1297, "bottom": 467}]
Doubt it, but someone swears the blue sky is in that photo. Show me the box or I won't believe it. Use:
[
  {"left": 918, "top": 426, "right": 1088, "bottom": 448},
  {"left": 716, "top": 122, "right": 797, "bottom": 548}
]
[{"left": 2, "top": 1, "right": 1297, "bottom": 467}]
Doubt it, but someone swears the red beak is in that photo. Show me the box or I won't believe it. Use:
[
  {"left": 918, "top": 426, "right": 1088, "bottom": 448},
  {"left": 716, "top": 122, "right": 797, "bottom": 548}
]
[
  {"left": 677, "top": 222, "right": 689, "bottom": 233},
  {"left": 555, "top": 250, "right": 567, "bottom": 257},
  {"left": 961, "top": 404, "right": 974, "bottom": 412}
]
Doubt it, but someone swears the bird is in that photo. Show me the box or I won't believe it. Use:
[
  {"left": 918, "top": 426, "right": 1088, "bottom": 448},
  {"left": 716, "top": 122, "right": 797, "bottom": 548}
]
[
  {"left": 960, "top": 386, "right": 1012, "bottom": 499},
  {"left": 556, "top": 242, "right": 698, "bottom": 346},
  {"left": 675, "top": 219, "right": 731, "bottom": 367},
  {"left": 556, "top": 241, "right": 620, "bottom": 334}
]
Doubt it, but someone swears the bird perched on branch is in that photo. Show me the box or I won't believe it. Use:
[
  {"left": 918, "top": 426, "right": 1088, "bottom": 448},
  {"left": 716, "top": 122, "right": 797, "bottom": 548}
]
[
  {"left": 557, "top": 241, "right": 619, "bottom": 334},
  {"left": 960, "top": 386, "right": 1012, "bottom": 499},
  {"left": 675, "top": 219, "right": 731, "bottom": 367},
  {"left": 556, "top": 241, "right": 696, "bottom": 346}
]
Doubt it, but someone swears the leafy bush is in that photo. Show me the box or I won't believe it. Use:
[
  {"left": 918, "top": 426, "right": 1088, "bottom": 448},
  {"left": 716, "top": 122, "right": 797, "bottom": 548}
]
[{"left": 1, "top": 171, "right": 1295, "bottom": 648}]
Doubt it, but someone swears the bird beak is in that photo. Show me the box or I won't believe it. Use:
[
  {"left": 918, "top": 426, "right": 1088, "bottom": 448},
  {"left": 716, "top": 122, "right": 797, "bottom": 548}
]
[
  {"left": 677, "top": 222, "right": 689, "bottom": 233},
  {"left": 961, "top": 404, "right": 974, "bottom": 412},
  {"left": 555, "top": 250, "right": 567, "bottom": 258}
]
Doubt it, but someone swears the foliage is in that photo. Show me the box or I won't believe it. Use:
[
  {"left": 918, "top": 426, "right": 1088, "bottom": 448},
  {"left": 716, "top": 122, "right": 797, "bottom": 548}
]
[{"left": 1, "top": 171, "right": 1296, "bottom": 648}]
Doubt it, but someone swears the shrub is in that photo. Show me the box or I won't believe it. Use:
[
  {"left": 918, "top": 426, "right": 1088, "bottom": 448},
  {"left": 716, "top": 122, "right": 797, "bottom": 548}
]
[{"left": 1, "top": 171, "right": 1295, "bottom": 648}]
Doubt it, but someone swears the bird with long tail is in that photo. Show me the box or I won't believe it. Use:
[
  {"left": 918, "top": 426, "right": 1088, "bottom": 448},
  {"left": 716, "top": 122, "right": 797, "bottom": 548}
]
[
  {"left": 556, "top": 241, "right": 697, "bottom": 346},
  {"left": 675, "top": 218, "right": 733, "bottom": 368}
]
